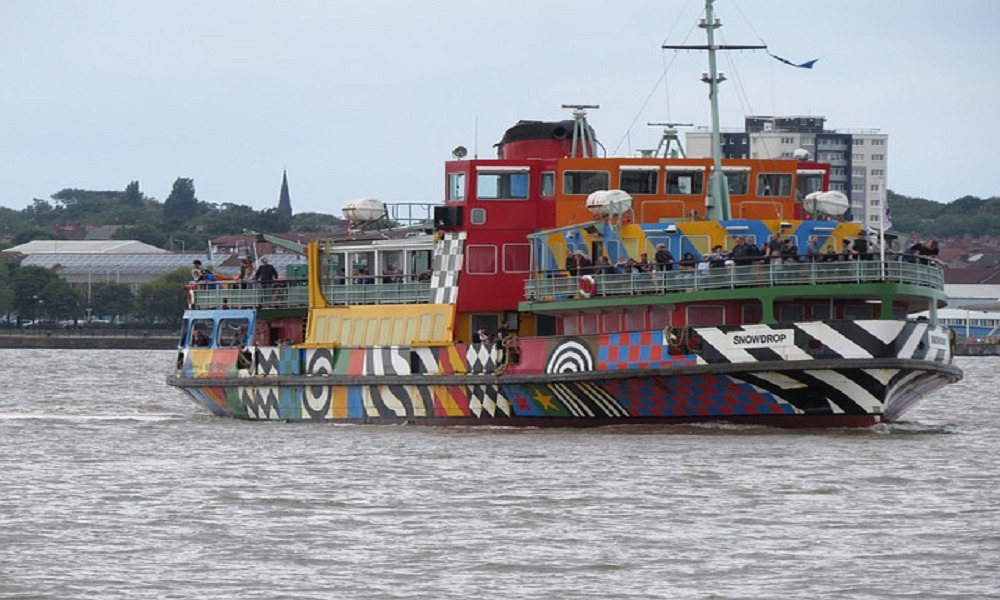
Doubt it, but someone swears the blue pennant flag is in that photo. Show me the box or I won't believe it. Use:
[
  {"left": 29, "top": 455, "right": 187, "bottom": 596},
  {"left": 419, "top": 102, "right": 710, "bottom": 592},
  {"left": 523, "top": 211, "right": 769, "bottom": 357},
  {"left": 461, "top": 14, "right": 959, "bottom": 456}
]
[{"left": 768, "top": 50, "right": 817, "bottom": 69}]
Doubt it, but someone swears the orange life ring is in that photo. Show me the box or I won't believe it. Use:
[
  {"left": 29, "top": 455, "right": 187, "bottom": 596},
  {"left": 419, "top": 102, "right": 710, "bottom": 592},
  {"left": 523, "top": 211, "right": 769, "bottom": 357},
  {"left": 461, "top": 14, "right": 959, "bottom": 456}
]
[{"left": 579, "top": 275, "right": 596, "bottom": 298}]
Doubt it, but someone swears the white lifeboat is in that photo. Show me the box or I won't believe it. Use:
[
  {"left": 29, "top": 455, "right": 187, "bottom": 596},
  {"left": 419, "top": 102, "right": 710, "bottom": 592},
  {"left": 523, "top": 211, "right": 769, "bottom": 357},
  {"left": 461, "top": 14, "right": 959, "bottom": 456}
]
[
  {"left": 586, "top": 189, "right": 633, "bottom": 216},
  {"left": 803, "top": 190, "right": 849, "bottom": 218},
  {"left": 342, "top": 198, "right": 386, "bottom": 224}
]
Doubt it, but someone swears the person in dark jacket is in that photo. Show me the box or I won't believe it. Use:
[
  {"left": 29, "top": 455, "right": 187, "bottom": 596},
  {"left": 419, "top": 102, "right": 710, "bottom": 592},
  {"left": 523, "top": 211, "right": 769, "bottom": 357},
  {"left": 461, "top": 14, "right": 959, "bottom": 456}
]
[{"left": 253, "top": 258, "right": 279, "bottom": 286}]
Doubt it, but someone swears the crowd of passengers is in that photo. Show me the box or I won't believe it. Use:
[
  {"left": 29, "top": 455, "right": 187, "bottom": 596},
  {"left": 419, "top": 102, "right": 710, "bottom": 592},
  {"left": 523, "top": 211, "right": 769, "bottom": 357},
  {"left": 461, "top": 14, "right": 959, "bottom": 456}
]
[{"left": 564, "top": 233, "right": 940, "bottom": 276}]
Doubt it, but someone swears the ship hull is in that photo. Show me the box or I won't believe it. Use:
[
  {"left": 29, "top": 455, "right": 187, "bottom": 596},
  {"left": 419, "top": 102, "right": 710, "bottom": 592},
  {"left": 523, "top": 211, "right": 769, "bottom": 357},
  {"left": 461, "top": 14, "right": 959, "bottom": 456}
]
[{"left": 168, "top": 320, "right": 959, "bottom": 428}]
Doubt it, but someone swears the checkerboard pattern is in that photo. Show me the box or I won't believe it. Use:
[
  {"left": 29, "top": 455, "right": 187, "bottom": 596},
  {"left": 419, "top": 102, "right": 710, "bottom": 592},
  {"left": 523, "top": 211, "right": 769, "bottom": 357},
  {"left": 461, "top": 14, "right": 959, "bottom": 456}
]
[
  {"left": 605, "top": 374, "right": 795, "bottom": 417},
  {"left": 431, "top": 231, "right": 466, "bottom": 304},
  {"left": 598, "top": 331, "right": 700, "bottom": 370}
]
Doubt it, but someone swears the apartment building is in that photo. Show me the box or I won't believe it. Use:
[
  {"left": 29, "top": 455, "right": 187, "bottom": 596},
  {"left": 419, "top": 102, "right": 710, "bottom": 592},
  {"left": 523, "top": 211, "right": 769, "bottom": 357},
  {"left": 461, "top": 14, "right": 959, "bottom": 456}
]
[{"left": 686, "top": 116, "right": 888, "bottom": 227}]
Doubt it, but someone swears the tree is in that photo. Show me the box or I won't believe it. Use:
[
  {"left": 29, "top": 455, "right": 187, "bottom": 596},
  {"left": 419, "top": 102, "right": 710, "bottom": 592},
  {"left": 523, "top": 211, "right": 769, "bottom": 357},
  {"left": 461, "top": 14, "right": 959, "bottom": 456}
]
[
  {"left": 0, "top": 257, "right": 17, "bottom": 319},
  {"left": 163, "top": 178, "right": 199, "bottom": 228},
  {"left": 135, "top": 268, "right": 190, "bottom": 325},
  {"left": 89, "top": 282, "right": 134, "bottom": 320},
  {"left": 111, "top": 223, "right": 168, "bottom": 248},
  {"left": 123, "top": 180, "right": 144, "bottom": 207},
  {"left": 12, "top": 266, "right": 78, "bottom": 321}
]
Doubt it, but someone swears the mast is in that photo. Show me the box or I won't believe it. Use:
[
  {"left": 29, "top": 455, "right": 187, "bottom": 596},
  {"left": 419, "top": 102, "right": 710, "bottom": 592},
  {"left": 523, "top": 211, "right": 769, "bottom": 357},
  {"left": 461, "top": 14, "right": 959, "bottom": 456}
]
[{"left": 663, "top": 0, "right": 765, "bottom": 221}]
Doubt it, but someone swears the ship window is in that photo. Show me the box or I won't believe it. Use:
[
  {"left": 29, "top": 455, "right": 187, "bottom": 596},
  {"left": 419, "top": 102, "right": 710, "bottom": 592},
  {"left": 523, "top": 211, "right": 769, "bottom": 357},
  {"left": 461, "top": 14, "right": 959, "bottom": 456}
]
[
  {"left": 190, "top": 318, "right": 214, "bottom": 347},
  {"left": 448, "top": 172, "right": 466, "bottom": 201},
  {"left": 580, "top": 313, "right": 599, "bottom": 334},
  {"left": 178, "top": 319, "right": 190, "bottom": 346},
  {"left": 686, "top": 305, "right": 725, "bottom": 326},
  {"left": 563, "top": 170, "right": 610, "bottom": 195},
  {"left": 778, "top": 304, "right": 804, "bottom": 322},
  {"left": 470, "top": 208, "right": 487, "bottom": 225},
  {"left": 724, "top": 170, "right": 750, "bottom": 195},
  {"left": 796, "top": 172, "right": 825, "bottom": 202},
  {"left": 757, "top": 173, "right": 793, "bottom": 197},
  {"left": 541, "top": 171, "right": 556, "bottom": 197},
  {"left": 625, "top": 310, "right": 646, "bottom": 331},
  {"left": 409, "top": 250, "right": 432, "bottom": 278},
  {"left": 619, "top": 167, "right": 659, "bottom": 195},
  {"left": 602, "top": 312, "right": 622, "bottom": 333},
  {"left": 650, "top": 307, "right": 672, "bottom": 329},
  {"left": 503, "top": 243, "right": 531, "bottom": 273},
  {"left": 812, "top": 303, "right": 832, "bottom": 320},
  {"left": 563, "top": 316, "right": 579, "bottom": 335},
  {"left": 466, "top": 245, "right": 497, "bottom": 274},
  {"left": 477, "top": 170, "right": 528, "bottom": 200},
  {"left": 844, "top": 304, "right": 873, "bottom": 320},
  {"left": 741, "top": 302, "right": 762, "bottom": 324},
  {"left": 666, "top": 170, "right": 704, "bottom": 195},
  {"left": 218, "top": 318, "right": 251, "bottom": 347}
]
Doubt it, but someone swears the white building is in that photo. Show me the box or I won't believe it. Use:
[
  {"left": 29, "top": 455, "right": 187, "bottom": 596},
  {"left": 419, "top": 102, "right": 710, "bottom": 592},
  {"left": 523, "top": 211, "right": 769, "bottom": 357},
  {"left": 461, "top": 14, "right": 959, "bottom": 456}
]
[{"left": 686, "top": 116, "right": 889, "bottom": 227}]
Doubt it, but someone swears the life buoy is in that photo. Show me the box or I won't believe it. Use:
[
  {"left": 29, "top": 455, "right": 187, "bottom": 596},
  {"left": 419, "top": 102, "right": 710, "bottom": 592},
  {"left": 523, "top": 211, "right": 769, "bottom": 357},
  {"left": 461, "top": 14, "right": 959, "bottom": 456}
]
[{"left": 579, "top": 275, "right": 596, "bottom": 298}]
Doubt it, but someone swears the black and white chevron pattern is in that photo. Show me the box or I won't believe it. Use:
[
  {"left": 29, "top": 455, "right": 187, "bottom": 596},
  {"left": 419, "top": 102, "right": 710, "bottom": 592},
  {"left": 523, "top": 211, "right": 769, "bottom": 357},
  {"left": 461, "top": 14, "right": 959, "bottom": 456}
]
[{"left": 695, "top": 321, "right": 952, "bottom": 364}]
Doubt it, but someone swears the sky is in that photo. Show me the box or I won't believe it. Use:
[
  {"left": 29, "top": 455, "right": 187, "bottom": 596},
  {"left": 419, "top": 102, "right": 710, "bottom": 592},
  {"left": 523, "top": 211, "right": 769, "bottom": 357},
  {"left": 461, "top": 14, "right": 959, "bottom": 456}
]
[{"left": 1, "top": 0, "right": 998, "bottom": 217}]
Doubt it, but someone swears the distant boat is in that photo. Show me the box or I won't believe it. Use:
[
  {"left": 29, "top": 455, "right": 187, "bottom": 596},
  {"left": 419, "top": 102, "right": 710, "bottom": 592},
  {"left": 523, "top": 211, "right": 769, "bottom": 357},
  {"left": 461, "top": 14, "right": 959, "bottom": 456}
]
[{"left": 167, "top": 0, "right": 961, "bottom": 427}]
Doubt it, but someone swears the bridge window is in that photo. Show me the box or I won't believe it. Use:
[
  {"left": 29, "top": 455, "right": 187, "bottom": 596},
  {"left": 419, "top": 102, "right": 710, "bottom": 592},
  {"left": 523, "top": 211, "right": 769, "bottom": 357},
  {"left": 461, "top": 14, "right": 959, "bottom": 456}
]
[
  {"left": 541, "top": 172, "right": 556, "bottom": 197},
  {"left": 448, "top": 172, "right": 466, "bottom": 201},
  {"left": 502, "top": 243, "right": 531, "bottom": 273},
  {"left": 563, "top": 170, "right": 610, "bottom": 195},
  {"left": 666, "top": 168, "right": 705, "bottom": 195},
  {"left": 724, "top": 170, "right": 750, "bottom": 195},
  {"left": 758, "top": 173, "right": 793, "bottom": 196},
  {"left": 190, "top": 318, "right": 214, "bottom": 347},
  {"left": 619, "top": 166, "right": 659, "bottom": 195},
  {"left": 477, "top": 169, "right": 529, "bottom": 199},
  {"left": 466, "top": 245, "right": 497, "bottom": 274},
  {"left": 218, "top": 318, "right": 251, "bottom": 347}
]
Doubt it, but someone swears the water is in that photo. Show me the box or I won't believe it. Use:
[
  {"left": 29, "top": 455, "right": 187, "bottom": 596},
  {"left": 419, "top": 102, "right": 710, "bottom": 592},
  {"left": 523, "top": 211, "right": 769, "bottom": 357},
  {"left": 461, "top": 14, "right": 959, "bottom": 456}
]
[{"left": 1, "top": 350, "right": 997, "bottom": 599}]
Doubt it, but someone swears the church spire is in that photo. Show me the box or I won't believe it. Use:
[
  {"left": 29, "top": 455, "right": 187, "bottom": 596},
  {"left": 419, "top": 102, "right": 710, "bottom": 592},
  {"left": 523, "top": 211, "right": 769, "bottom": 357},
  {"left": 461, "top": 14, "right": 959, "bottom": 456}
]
[{"left": 277, "top": 170, "right": 292, "bottom": 216}]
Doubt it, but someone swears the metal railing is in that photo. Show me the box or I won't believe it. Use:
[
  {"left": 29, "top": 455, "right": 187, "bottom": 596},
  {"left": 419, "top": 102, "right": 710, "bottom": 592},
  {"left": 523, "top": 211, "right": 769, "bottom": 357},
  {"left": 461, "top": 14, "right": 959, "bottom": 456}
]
[
  {"left": 189, "top": 278, "right": 432, "bottom": 310},
  {"left": 524, "top": 258, "right": 945, "bottom": 301}
]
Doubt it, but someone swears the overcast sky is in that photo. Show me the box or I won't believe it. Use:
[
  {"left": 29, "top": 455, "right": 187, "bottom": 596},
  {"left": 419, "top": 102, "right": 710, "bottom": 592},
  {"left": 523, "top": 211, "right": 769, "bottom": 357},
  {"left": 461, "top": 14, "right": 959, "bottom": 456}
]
[{"left": 1, "top": 0, "right": 997, "bottom": 217}]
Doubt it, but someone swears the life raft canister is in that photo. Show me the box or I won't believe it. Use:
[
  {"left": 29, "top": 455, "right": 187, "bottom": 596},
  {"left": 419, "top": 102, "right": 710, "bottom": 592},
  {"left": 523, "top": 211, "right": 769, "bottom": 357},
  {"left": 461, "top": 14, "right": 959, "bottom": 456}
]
[{"left": 578, "top": 275, "right": 596, "bottom": 298}]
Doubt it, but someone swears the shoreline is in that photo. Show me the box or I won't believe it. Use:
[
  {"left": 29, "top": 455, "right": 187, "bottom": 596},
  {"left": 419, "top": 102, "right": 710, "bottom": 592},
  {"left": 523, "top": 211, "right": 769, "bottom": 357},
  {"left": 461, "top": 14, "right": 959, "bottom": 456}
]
[{"left": 0, "top": 330, "right": 177, "bottom": 350}]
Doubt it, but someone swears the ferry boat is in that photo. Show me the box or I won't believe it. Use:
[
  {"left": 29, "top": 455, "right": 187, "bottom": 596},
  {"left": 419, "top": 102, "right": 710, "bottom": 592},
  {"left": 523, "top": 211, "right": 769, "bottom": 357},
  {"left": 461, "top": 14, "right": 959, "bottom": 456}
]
[{"left": 167, "top": 1, "right": 962, "bottom": 427}]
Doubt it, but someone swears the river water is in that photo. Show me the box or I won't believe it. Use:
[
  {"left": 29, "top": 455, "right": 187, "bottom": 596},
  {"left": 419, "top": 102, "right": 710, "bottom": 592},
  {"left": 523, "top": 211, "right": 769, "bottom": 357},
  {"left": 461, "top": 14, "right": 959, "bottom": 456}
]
[{"left": 1, "top": 350, "right": 997, "bottom": 599}]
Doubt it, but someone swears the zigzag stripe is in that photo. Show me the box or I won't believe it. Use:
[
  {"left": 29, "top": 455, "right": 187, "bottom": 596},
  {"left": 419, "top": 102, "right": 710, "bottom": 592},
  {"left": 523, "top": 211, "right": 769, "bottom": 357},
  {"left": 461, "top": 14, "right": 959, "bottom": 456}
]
[{"left": 241, "top": 386, "right": 281, "bottom": 420}]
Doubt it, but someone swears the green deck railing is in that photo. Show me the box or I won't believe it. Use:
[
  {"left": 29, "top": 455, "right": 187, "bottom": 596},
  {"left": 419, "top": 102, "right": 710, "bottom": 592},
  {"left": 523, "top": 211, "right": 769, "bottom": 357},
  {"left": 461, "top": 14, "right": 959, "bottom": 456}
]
[{"left": 524, "top": 259, "right": 945, "bottom": 301}]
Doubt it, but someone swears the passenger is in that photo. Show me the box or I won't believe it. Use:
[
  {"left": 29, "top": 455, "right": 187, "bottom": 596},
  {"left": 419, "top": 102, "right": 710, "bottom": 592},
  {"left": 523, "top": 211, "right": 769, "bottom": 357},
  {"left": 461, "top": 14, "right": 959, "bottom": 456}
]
[
  {"left": 238, "top": 258, "right": 255, "bottom": 289},
  {"left": 918, "top": 240, "right": 939, "bottom": 264},
  {"left": 731, "top": 236, "right": 753, "bottom": 266},
  {"left": 708, "top": 245, "right": 727, "bottom": 268},
  {"left": 476, "top": 327, "right": 491, "bottom": 345},
  {"left": 254, "top": 257, "right": 279, "bottom": 287},
  {"left": 805, "top": 235, "right": 821, "bottom": 262},
  {"left": 191, "top": 259, "right": 204, "bottom": 282},
  {"left": 230, "top": 324, "right": 248, "bottom": 347},
  {"left": 565, "top": 252, "right": 579, "bottom": 277},
  {"left": 840, "top": 239, "right": 854, "bottom": 261},
  {"left": 595, "top": 256, "right": 616, "bottom": 275},
  {"left": 417, "top": 269, "right": 433, "bottom": 282},
  {"left": 191, "top": 330, "right": 210, "bottom": 347},
  {"left": 851, "top": 232, "right": 870, "bottom": 260},
  {"left": 199, "top": 268, "right": 219, "bottom": 290},
  {"left": 781, "top": 238, "right": 800, "bottom": 263},
  {"left": 654, "top": 243, "right": 675, "bottom": 271},
  {"left": 823, "top": 245, "right": 839, "bottom": 262},
  {"left": 637, "top": 253, "right": 653, "bottom": 273}
]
